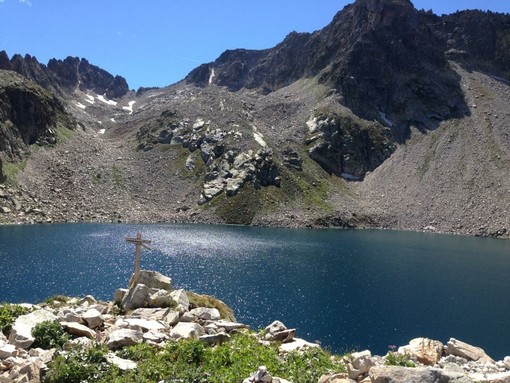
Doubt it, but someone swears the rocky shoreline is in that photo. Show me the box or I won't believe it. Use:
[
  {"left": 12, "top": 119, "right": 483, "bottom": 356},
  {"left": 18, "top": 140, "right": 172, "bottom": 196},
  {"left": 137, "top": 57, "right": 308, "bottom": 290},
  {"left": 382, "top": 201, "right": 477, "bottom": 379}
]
[{"left": 1, "top": 270, "right": 510, "bottom": 383}]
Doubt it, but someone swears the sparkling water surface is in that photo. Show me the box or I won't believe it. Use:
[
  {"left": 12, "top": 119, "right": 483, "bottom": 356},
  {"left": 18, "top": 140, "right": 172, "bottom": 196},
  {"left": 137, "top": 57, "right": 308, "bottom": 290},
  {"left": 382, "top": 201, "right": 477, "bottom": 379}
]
[{"left": 1, "top": 223, "right": 509, "bottom": 359}]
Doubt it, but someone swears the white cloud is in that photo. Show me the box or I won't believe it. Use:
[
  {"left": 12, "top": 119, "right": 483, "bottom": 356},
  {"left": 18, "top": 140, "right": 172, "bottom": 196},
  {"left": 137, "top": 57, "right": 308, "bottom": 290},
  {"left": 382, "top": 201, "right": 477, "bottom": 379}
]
[{"left": 19, "top": 0, "right": 32, "bottom": 5}]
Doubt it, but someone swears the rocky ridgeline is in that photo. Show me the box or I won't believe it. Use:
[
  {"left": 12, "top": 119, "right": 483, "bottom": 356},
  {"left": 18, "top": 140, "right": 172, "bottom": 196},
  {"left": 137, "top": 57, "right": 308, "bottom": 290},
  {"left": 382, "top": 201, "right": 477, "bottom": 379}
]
[{"left": 1, "top": 270, "right": 510, "bottom": 383}]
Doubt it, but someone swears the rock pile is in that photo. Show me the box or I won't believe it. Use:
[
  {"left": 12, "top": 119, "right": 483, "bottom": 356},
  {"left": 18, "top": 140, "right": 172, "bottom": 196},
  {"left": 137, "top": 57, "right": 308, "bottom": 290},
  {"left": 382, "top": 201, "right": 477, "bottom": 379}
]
[
  {"left": 1, "top": 271, "right": 510, "bottom": 383},
  {"left": 0, "top": 271, "right": 315, "bottom": 383},
  {"left": 317, "top": 337, "right": 510, "bottom": 383}
]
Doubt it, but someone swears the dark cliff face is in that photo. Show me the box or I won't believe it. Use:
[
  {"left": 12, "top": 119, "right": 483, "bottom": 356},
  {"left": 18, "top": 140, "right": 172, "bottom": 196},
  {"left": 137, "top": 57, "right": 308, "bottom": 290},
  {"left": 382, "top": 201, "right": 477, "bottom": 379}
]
[
  {"left": 0, "top": 51, "right": 129, "bottom": 99},
  {"left": 423, "top": 10, "right": 510, "bottom": 81},
  {"left": 186, "top": 0, "right": 509, "bottom": 141},
  {"left": 0, "top": 70, "right": 76, "bottom": 161}
]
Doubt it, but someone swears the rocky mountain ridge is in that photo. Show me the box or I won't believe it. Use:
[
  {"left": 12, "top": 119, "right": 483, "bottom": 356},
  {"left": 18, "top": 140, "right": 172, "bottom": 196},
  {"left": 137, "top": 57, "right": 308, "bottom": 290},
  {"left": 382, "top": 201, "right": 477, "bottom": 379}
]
[{"left": 0, "top": 0, "right": 509, "bottom": 238}]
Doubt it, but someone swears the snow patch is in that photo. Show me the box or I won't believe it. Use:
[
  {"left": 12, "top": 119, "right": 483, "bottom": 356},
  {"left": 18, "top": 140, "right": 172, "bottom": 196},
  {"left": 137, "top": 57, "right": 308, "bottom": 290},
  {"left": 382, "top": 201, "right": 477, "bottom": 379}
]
[
  {"left": 379, "top": 112, "right": 393, "bottom": 127},
  {"left": 306, "top": 117, "right": 318, "bottom": 133},
  {"left": 75, "top": 102, "right": 86, "bottom": 109},
  {"left": 97, "top": 95, "right": 118, "bottom": 106},
  {"left": 208, "top": 68, "right": 216, "bottom": 84},
  {"left": 98, "top": 129, "right": 106, "bottom": 134},
  {"left": 110, "top": 118, "right": 116, "bottom": 122},
  {"left": 86, "top": 94, "right": 95, "bottom": 102},
  {"left": 252, "top": 126, "right": 267, "bottom": 147},
  {"left": 122, "top": 100, "right": 136, "bottom": 114}
]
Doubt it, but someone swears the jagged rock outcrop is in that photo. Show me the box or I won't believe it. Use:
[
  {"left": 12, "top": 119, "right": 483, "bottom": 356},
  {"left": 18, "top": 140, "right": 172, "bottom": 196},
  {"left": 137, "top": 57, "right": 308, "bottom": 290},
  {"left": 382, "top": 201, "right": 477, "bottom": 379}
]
[
  {"left": 0, "top": 50, "right": 129, "bottom": 99},
  {"left": 0, "top": 70, "right": 76, "bottom": 160},
  {"left": 423, "top": 10, "right": 510, "bottom": 81},
  {"left": 306, "top": 111, "right": 396, "bottom": 180}
]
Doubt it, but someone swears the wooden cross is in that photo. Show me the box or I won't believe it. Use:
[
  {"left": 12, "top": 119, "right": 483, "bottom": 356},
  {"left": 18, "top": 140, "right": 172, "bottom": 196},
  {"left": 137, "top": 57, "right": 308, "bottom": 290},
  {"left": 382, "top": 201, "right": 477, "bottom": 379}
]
[{"left": 126, "top": 232, "right": 151, "bottom": 287}]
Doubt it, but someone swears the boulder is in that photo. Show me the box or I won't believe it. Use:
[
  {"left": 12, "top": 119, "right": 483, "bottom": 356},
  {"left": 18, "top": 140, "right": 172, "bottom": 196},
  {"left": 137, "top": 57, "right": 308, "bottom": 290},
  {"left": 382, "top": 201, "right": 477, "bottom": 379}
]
[
  {"left": 278, "top": 338, "right": 319, "bottom": 353},
  {"left": 265, "top": 328, "right": 295, "bottom": 343},
  {"left": 129, "top": 307, "right": 174, "bottom": 321},
  {"left": 189, "top": 307, "right": 221, "bottom": 321},
  {"left": 106, "top": 353, "right": 137, "bottom": 371},
  {"left": 243, "top": 366, "right": 273, "bottom": 383},
  {"left": 142, "top": 330, "right": 169, "bottom": 344},
  {"left": 61, "top": 322, "right": 95, "bottom": 339},
  {"left": 8, "top": 309, "right": 57, "bottom": 349},
  {"left": 265, "top": 320, "right": 286, "bottom": 333},
  {"left": 170, "top": 289, "right": 189, "bottom": 309},
  {"left": 148, "top": 289, "right": 173, "bottom": 307},
  {"left": 78, "top": 295, "right": 97, "bottom": 306},
  {"left": 170, "top": 322, "right": 205, "bottom": 340},
  {"left": 63, "top": 337, "right": 94, "bottom": 350},
  {"left": 106, "top": 329, "right": 143, "bottom": 350},
  {"left": 136, "top": 270, "right": 172, "bottom": 291},
  {"left": 114, "top": 288, "right": 128, "bottom": 305},
  {"left": 370, "top": 366, "right": 438, "bottom": 383},
  {"left": 446, "top": 338, "right": 495, "bottom": 364},
  {"left": 64, "top": 311, "right": 84, "bottom": 324},
  {"left": 210, "top": 320, "right": 249, "bottom": 332},
  {"left": 399, "top": 338, "right": 444, "bottom": 366},
  {"left": 0, "top": 343, "right": 16, "bottom": 359},
  {"left": 117, "top": 318, "right": 166, "bottom": 333},
  {"left": 347, "top": 350, "right": 376, "bottom": 379},
  {"left": 82, "top": 308, "right": 103, "bottom": 329},
  {"left": 122, "top": 283, "right": 150, "bottom": 311}
]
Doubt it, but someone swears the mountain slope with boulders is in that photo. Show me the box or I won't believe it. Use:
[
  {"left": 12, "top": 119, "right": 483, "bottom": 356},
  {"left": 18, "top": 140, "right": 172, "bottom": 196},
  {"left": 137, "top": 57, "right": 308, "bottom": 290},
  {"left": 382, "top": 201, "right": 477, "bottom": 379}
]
[{"left": 0, "top": 0, "right": 509, "bottom": 238}]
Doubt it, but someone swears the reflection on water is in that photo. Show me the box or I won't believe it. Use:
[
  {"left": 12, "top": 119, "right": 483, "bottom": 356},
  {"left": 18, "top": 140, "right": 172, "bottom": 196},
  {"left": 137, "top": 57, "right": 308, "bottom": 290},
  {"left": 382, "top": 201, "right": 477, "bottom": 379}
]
[{"left": 1, "top": 223, "right": 509, "bottom": 359}]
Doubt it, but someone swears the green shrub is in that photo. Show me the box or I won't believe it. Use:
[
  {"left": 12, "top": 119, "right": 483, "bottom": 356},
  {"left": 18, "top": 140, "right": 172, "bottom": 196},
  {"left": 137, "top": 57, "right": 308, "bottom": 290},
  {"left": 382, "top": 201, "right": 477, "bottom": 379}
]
[
  {"left": 32, "top": 320, "right": 70, "bottom": 349},
  {"left": 43, "top": 332, "right": 346, "bottom": 383},
  {"left": 385, "top": 351, "right": 416, "bottom": 367},
  {"left": 43, "top": 344, "right": 116, "bottom": 383},
  {"left": 0, "top": 303, "right": 31, "bottom": 335}
]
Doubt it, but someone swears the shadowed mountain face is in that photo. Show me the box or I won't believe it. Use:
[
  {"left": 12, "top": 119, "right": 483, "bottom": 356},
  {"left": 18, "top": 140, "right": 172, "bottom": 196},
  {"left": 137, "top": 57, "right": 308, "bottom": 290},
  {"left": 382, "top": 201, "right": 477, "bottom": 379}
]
[
  {"left": 0, "top": 51, "right": 129, "bottom": 99},
  {"left": 187, "top": 0, "right": 493, "bottom": 141}
]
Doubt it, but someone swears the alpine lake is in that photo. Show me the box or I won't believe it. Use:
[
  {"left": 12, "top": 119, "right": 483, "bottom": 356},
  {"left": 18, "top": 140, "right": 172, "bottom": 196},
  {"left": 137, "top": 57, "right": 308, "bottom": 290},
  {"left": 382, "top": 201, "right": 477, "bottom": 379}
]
[{"left": 1, "top": 223, "right": 509, "bottom": 359}]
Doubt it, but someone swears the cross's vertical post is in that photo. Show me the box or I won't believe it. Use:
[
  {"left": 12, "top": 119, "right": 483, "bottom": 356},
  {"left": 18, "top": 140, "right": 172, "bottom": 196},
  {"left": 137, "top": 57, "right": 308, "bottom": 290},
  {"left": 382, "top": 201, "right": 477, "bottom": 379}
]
[{"left": 126, "top": 232, "right": 151, "bottom": 287}]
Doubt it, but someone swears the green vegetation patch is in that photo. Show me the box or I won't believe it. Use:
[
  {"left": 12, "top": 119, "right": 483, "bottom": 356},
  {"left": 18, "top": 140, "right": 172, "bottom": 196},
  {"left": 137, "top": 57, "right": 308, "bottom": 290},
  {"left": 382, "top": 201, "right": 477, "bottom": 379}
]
[
  {"left": 208, "top": 185, "right": 261, "bottom": 225},
  {"left": 45, "top": 332, "right": 345, "bottom": 383},
  {"left": 187, "top": 291, "right": 236, "bottom": 322},
  {"left": 0, "top": 303, "right": 32, "bottom": 335},
  {"left": 31, "top": 320, "right": 70, "bottom": 349},
  {"left": 1, "top": 160, "right": 27, "bottom": 186}
]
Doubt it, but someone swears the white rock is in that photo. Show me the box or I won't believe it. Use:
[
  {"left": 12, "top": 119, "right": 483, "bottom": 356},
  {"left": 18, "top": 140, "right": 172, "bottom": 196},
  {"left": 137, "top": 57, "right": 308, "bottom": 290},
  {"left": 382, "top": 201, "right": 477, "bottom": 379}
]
[
  {"left": 118, "top": 318, "right": 166, "bottom": 332},
  {"left": 143, "top": 330, "right": 169, "bottom": 343},
  {"left": 61, "top": 322, "right": 96, "bottom": 339},
  {"left": 170, "top": 322, "right": 205, "bottom": 340},
  {"left": 0, "top": 343, "right": 16, "bottom": 359},
  {"left": 106, "top": 353, "right": 137, "bottom": 371},
  {"left": 136, "top": 270, "right": 172, "bottom": 291},
  {"left": 149, "top": 289, "right": 173, "bottom": 307},
  {"left": 278, "top": 338, "right": 320, "bottom": 353},
  {"left": 8, "top": 310, "right": 57, "bottom": 349},
  {"left": 189, "top": 307, "right": 220, "bottom": 321},
  {"left": 446, "top": 338, "right": 495, "bottom": 364},
  {"left": 114, "top": 288, "right": 128, "bottom": 304},
  {"left": 106, "top": 329, "right": 143, "bottom": 350},
  {"left": 82, "top": 308, "right": 103, "bottom": 329},
  {"left": 78, "top": 295, "right": 97, "bottom": 306},
  {"left": 170, "top": 289, "right": 189, "bottom": 309},
  {"left": 399, "top": 337, "right": 444, "bottom": 366},
  {"left": 347, "top": 350, "right": 376, "bottom": 379},
  {"left": 265, "top": 320, "right": 286, "bottom": 334}
]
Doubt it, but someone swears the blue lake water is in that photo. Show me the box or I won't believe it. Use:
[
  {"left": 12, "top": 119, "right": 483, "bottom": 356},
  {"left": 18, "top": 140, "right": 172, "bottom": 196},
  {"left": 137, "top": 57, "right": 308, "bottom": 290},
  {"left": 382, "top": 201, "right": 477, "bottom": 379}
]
[{"left": 0, "top": 223, "right": 509, "bottom": 359}]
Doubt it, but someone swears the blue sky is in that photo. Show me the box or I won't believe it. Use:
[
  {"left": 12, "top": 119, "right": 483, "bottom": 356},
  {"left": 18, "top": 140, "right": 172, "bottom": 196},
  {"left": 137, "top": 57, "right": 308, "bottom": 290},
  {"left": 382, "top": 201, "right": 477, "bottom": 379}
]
[{"left": 1, "top": 0, "right": 509, "bottom": 90}]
